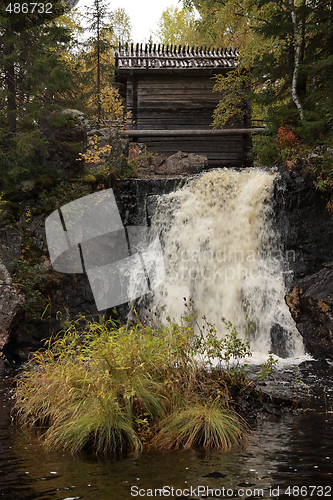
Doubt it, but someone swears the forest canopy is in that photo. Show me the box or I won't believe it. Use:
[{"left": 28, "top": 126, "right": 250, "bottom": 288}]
[
  {"left": 0, "top": 0, "right": 132, "bottom": 181},
  {"left": 0, "top": 0, "right": 333, "bottom": 181}
]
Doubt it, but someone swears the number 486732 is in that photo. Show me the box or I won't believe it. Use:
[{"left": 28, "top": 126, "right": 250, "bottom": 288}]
[
  {"left": 5, "top": 3, "right": 52, "bottom": 14},
  {"left": 284, "top": 486, "right": 331, "bottom": 497}
]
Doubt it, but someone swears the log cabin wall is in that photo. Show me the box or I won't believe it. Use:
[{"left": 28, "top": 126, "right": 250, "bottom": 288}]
[{"left": 116, "top": 44, "right": 252, "bottom": 167}]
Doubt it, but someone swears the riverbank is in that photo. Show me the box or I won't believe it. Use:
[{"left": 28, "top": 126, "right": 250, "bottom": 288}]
[{"left": 1, "top": 359, "right": 333, "bottom": 499}]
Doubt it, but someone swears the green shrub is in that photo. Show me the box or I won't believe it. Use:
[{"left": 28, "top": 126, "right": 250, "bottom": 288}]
[
  {"left": 123, "top": 158, "right": 139, "bottom": 177},
  {"left": 257, "top": 353, "right": 278, "bottom": 381},
  {"left": 12, "top": 259, "right": 61, "bottom": 322},
  {"left": 252, "top": 134, "right": 279, "bottom": 165},
  {"left": 13, "top": 307, "right": 253, "bottom": 456},
  {"left": 11, "top": 260, "right": 47, "bottom": 321}
]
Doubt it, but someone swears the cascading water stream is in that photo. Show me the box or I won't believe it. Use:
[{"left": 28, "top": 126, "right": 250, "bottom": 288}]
[{"left": 150, "top": 168, "right": 305, "bottom": 358}]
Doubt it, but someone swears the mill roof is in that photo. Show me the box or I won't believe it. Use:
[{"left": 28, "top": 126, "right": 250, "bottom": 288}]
[{"left": 115, "top": 43, "right": 239, "bottom": 70}]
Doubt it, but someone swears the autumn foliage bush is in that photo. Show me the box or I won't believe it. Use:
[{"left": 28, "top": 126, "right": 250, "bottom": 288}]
[
  {"left": 274, "top": 125, "right": 300, "bottom": 149},
  {"left": 253, "top": 124, "right": 301, "bottom": 165},
  {"left": 13, "top": 302, "right": 252, "bottom": 457}
]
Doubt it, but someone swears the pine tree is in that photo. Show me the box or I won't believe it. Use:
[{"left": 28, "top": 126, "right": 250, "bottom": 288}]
[
  {"left": 0, "top": 5, "right": 80, "bottom": 176},
  {"left": 82, "top": 0, "right": 115, "bottom": 127}
]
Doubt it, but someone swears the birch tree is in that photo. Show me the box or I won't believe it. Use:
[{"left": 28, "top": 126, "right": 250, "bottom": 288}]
[
  {"left": 288, "top": 0, "right": 304, "bottom": 120},
  {"left": 184, "top": 0, "right": 333, "bottom": 141}
]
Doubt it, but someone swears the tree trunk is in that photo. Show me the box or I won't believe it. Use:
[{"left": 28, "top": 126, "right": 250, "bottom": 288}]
[
  {"left": 96, "top": 12, "right": 101, "bottom": 129},
  {"left": 289, "top": 0, "right": 304, "bottom": 121},
  {"left": 4, "top": 24, "right": 17, "bottom": 141}
]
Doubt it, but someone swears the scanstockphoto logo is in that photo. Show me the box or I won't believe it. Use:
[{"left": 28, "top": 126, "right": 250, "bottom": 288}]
[{"left": 45, "top": 189, "right": 165, "bottom": 311}]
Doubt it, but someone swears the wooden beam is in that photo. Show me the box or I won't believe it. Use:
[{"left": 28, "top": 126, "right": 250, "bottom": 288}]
[{"left": 121, "top": 128, "right": 265, "bottom": 137}]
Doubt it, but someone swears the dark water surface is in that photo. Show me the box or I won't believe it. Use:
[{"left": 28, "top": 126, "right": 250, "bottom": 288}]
[{"left": 1, "top": 369, "right": 333, "bottom": 500}]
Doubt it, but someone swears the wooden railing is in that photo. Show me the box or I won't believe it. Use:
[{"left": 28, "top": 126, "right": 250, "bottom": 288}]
[{"left": 121, "top": 128, "right": 266, "bottom": 138}]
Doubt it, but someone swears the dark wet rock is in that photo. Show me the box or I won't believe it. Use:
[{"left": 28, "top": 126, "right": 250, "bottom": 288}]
[
  {"left": 285, "top": 263, "right": 333, "bottom": 359},
  {"left": 0, "top": 259, "right": 26, "bottom": 356},
  {"left": 3, "top": 329, "right": 43, "bottom": 365},
  {"left": 262, "top": 403, "right": 283, "bottom": 416},
  {"left": 270, "top": 323, "right": 291, "bottom": 359},
  {"left": 5, "top": 270, "right": 100, "bottom": 362},
  {"left": 114, "top": 177, "right": 187, "bottom": 226},
  {"left": 298, "top": 359, "right": 330, "bottom": 369},
  {"left": 202, "top": 472, "right": 226, "bottom": 478},
  {"left": 34, "top": 273, "right": 98, "bottom": 340},
  {"left": 256, "top": 382, "right": 297, "bottom": 407},
  {"left": 0, "top": 225, "right": 23, "bottom": 272},
  {"left": 274, "top": 168, "right": 333, "bottom": 281},
  {"left": 235, "top": 396, "right": 250, "bottom": 408},
  {"left": 275, "top": 167, "right": 333, "bottom": 359}
]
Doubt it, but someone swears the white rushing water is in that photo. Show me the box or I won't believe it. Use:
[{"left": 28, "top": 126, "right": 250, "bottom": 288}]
[{"left": 151, "top": 168, "right": 305, "bottom": 358}]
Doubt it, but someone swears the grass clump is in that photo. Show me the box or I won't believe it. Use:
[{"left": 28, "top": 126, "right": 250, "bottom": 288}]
[
  {"left": 152, "top": 403, "right": 244, "bottom": 451},
  {"left": 13, "top": 304, "right": 252, "bottom": 457}
]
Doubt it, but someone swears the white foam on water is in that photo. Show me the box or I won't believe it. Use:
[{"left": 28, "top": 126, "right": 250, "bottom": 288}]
[{"left": 151, "top": 168, "right": 305, "bottom": 358}]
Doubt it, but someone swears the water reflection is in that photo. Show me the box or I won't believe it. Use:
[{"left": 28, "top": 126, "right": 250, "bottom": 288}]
[{"left": 1, "top": 375, "right": 332, "bottom": 500}]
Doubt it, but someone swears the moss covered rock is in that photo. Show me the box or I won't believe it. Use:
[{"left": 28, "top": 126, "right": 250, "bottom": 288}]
[{"left": 82, "top": 174, "right": 96, "bottom": 185}]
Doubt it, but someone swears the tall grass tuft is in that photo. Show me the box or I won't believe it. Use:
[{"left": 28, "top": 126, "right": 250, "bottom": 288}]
[
  {"left": 13, "top": 305, "right": 253, "bottom": 457},
  {"left": 151, "top": 403, "right": 247, "bottom": 451}
]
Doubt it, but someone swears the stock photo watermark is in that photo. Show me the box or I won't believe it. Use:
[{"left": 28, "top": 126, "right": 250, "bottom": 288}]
[
  {"left": 45, "top": 188, "right": 165, "bottom": 311},
  {"left": 130, "top": 484, "right": 331, "bottom": 497},
  {"left": 167, "top": 247, "right": 296, "bottom": 265},
  {"left": 164, "top": 246, "right": 296, "bottom": 284}
]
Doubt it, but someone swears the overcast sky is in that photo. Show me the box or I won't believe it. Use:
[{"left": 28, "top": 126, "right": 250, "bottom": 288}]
[{"left": 77, "top": 0, "right": 182, "bottom": 43}]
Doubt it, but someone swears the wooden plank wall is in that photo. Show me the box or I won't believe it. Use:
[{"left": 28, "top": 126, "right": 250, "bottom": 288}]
[
  {"left": 126, "top": 73, "right": 249, "bottom": 166},
  {"left": 140, "top": 137, "right": 244, "bottom": 167}
]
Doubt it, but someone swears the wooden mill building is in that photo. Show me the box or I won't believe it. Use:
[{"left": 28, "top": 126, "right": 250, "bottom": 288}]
[{"left": 115, "top": 43, "right": 253, "bottom": 167}]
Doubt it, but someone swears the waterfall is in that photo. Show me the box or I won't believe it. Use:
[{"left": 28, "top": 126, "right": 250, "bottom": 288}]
[{"left": 151, "top": 169, "right": 305, "bottom": 358}]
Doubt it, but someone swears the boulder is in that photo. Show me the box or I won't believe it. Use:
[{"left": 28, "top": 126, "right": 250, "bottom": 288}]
[
  {"left": 160, "top": 151, "right": 208, "bottom": 175},
  {"left": 130, "top": 144, "right": 208, "bottom": 177},
  {"left": 61, "top": 109, "right": 88, "bottom": 150},
  {"left": 285, "top": 262, "right": 333, "bottom": 359},
  {"left": 40, "top": 109, "right": 88, "bottom": 174},
  {"left": 0, "top": 259, "right": 26, "bottom": 354},
  {"left": 62, "top": 108, "right": 90, "bottom": 132}
]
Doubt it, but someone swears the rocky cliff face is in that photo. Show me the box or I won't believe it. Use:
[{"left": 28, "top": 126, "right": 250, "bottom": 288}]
[
  {"left": 0, "top": 259, "right": 25, "bottom": 369},
  {"left": 113, "top": 177, "right": 187, "bottom": 226},
  {"left": 285, "top": 264, "right": 333, "bottom": 359},
  {"left": 273, "top": 168, "right": 333, "bottom": 280},
  {"left": 274, "top": 168, "right": 333, "bottom": 359}
]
